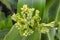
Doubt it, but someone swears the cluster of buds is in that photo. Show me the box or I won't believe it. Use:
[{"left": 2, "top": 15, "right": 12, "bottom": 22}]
[
  {"left": 40, "top": 21, "right": 55, "bottom": 33},
  {"left": 11, "top": 5, "right": 55, "bottom": 36},
  {"left": 11, "top": 5, "right": 41, "bottom": 36}
]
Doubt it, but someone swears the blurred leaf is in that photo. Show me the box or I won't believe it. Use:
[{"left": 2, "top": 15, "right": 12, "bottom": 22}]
[
  {"left": 49, "top": 0, "right": 60, "bottom": 22},
  {"left": 17, "top": 0, "right": 46, "bottom": 17},
  {"left": 58, "top": 22, "right": 60, "bottom": 40},
  {"left": 56, "top": 4, "right": 60, "bottom": 40},
  {"left": 4, "top": 26, "right": 41, "bottom": 40},
  {"left": 47, "top": 29, "right": 55, "bottom": 40},
  {"left": 0, "top": 12, "right": 6, "bottom": 21},
  {"left": 0, "top": 20, "right": 5, "bottom": 29},
  {"left": 0, "top": 0, "right": 11, "bottom": 10},
  {"left": 4, "top": 26, "right": 23, "bottom": 40},
  {"left": 41, "top": 34, "right": 48, "bottom": 40},
  {"left": 9, "top": 0, "right": 18, "bottom": 9},
  {"left": 0, "top": 12, "right": 12, "bottom": 30},
  {"left": 4, "top": 15, "right": 13, "bottom": 30},
  {"left": 0, "top": 30, "right": 9, "bottom": 40},
  {"left": 55, "top": 3, "right": 60, "bottom": 23},
  {"left": 0, "top": 6, "right": 2, "bottom": 12},
  {"left": 42, "top": 0, "right": 54, "bottom": 23},
  {"left": 26, "top": 28, "right": 41, "bottom": 40}
]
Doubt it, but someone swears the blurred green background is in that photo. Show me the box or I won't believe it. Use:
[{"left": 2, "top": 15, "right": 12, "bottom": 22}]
[{"left": 0, "top": 0, "right": 60, "bottom": 40}]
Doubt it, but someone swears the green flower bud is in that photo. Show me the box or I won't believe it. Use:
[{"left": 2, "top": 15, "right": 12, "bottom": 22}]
[{"left": 41, "top": 27, "right": 49, "bottom": 33}]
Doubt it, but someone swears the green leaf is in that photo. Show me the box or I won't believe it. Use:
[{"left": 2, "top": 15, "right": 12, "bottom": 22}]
[
  {"left": 41, "top": 34, "right": 48, "bottom": 40},
  {"left": 56, "top": 4, "right": 60, "bottom": 40},
  {"left": 4, "top": 26, "right": 23, "bottom": 40},
  {"left": 25, "top": 28, "right": 41, "bottom": 40},
  {"left": 4, "top": 15, "right": 13, "bottom": 30},
  {"left": 0, "top": 30, "right": 9, "bottom": 40},
  {"left": 4, "top": 26, "right": 41, "bottom": 40},
  {"left": 17, "top": 0, "right": 46, "bottom": 17},
  {"left": 0, "top": 15, "right": 12, "bottom": 30},
  {"left": 42, "top": 0, "right": 54, "bottom": 23},
  {"left": 58, "top": 22, "right": 60, "bottom": 40},
  {"left": 47, "top": 29, "right": 55, "bottom": 40},
  {"left": 0, "top": 20, "right": 5, "bottom": 30},
  {"left": 49, "top": 0, "right": 60, "bottom": 22},
  {"left": 55, "top": 3, "right": 60, "bottom": 23},
  {"left": 0, "top": 12, "right": 6, "bottom": 21},
  {"left": 0, "top": 0, "right": 11, "bottom": 10}
]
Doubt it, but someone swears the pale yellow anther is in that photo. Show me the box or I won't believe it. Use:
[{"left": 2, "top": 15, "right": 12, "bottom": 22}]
[
  {"left": 21, "top": 5, "right": 28, "bottom": 12},
  {"left": 11, "top": 13, "right": 17, "bottom": 21},
  {"left": 41, "top": 27, "right": 49, "bottom": 33},
  {"left": 31, "top": 8, "right": 35, "bottom": 11},
  {"left": 35, "top": 10, "right": 40, "bottom": 14}
]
